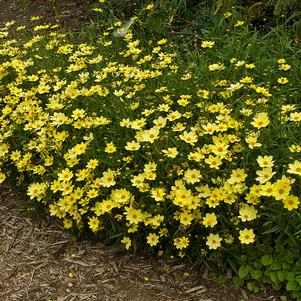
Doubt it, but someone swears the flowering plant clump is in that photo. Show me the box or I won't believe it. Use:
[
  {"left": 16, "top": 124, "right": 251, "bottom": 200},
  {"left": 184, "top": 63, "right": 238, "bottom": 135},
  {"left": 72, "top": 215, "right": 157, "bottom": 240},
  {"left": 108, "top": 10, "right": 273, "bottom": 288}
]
[{"left": 0, "top": 14, "right": 300, "bottom": 263}]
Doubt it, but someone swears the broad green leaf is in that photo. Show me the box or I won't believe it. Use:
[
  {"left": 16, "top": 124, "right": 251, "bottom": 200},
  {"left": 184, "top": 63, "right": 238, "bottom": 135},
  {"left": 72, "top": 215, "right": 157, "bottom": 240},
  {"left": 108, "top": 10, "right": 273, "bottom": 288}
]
[
  {"left": 277, "top": 270, "right": 286, "bottom": 282},
  {"left": 250, "top": 270, "right": 262, "bottom": 280},
  {"left": 233, "top": 275, "right": 244, "bottom": 288},
  {"left": 238, "top": 265, "right": 250, "bottom": 279},
  {"left": 286, "top": 281, "right": 298, "bottom": 291},
  {"left": 261, "top": 255, "right": 273, "bottom": 266}
]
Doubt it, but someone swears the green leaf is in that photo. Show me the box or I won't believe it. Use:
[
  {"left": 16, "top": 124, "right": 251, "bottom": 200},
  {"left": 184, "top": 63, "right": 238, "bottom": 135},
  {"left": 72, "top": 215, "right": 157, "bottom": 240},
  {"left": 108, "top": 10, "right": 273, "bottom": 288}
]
[
  {"left": 286, "top": 281, "right": 298, "bottom": 291},
  {"left": 253, "top": 286, "right": 260, "bottom": 293},
  {"left": 296, "top": 275, "right": 301, "bottom": 286},
  {"left": 277, "top": 270, "right": 286, "bottom": 282},
  {"left": 233, "top": 276, "right": 244, "bottom": 288},
  {"left": 238, "top": 265, "right": 250, "bottom": 279},
  {"left": 286, "top": 272, "right": 296, "bottom": 282},
  {"left": 261, "top": 255, "right": 273, "bottom": 266},
  {"left": 250, "top": 270, "right": 262, "bottom": 280},
  {"left": 284, "top": 254, "right": 294, "bottom": 264},
  {"left": 270, "top": 262, "right": 282, "bottom": 270},
  {"left": 269, "top": 271, "right": 279, "bottom": 284},
  {"left": 247, "top": 281, "right": 255, "bottom": 291}
]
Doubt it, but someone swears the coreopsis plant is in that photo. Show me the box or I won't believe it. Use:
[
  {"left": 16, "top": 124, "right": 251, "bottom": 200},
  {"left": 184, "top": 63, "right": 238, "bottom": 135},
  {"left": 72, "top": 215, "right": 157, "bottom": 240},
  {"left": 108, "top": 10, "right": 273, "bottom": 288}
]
[{"left": 0, "top": 12, "right": 300, "bottom": 264}]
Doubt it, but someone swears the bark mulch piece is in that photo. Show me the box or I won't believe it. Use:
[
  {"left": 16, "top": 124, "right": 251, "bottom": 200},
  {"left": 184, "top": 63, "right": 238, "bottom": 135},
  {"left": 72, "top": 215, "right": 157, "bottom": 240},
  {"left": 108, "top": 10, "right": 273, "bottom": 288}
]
[{"left": 0, "top": 188, "right": 275, "bottom": 301}]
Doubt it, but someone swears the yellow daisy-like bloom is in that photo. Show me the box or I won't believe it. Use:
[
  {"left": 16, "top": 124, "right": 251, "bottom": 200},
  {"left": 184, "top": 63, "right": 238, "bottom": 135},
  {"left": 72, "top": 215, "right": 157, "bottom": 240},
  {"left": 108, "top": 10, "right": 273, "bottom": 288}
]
[
  {"left": 282, "top": 195, "right": 300, "bottom": 211},
  {"left": 162, "top": 147, "right": 178, "bottom": 158},
  {"left": 124, "top": 207, "right": 145, "bottom": 224},
  {"left": 179, "top": 130, "right": 198, "bottom": 145},
  {"left": 289, "top": 112, "right": 301, "bottom": 122},
  {"left": 209, "top": 63, "right": 225, "bottom": 71},
  {"left": 277, "top": 77, "right": 289, "bottom": 84},
  {"left": 0, "top": 172, "right": 6, "bottom": 184},
  {"left": 234, "top": 20, "right": 244, "bottom": 27},
  {"left": 179, "top": 210, "right": 193, "bottom": 226},
  {"left": 201, "top": 41, "right": 215, "bottom": 48},
  {"left": 279, "top": 64, "right": 291, "bottom": 71},
  {"left": 277, "top": 58, "right": 286, "bottom": 64},
  {"left": 105, "top": 142, "right": 117, "bottom": 153},
  {"left": 121, "top": 236, "right": 132, "bottom": 249},
  {"left": 255, "top": 167, "right": 276, "bottom": 184},
  {"left": 184, "top": 168, "right": 202, "bottom": 184},
  {"left": 146, "top": 233, "right": 160, "bottom": 247},
  {"left": 202, "top": 213, "right": 218, "bottom": 228},
  {"left": 239, "top": 228, "right": 255, "bottom": 244},
  {"left": 251, "top": 112, "right": 270, "bottom": 129},
  {"left": 257, "top": 155, "right": 274, "bottom": 168},
  {"left": 125, "top": 140, "right": 141, "bottom": 151},
  {"left": 287, "top": 160, "right": 301, "bottom": 176},
  {"left": 206, "top": 233, "right": 222, "bottom": 250},
  {"left": 173, "top": 236, "right": 190, "bottom": 250},
  {"left": 88, "top": 216, "right": 100, "bottom": 232},
  {"left": 238, "top": 204, "right": 258, "bottom": 222}
]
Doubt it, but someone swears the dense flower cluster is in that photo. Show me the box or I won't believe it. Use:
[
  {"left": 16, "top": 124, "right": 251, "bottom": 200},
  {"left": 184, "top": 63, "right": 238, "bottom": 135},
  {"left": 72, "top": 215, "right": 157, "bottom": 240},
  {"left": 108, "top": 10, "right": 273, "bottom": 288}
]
[{"left": 0, "top": 17, "right": 300, "bottom": 257}]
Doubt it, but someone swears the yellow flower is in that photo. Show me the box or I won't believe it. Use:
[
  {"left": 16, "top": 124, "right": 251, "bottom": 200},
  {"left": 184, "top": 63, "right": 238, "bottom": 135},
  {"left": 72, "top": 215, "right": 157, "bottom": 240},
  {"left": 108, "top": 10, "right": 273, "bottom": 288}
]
[
  {"left": 30, "top": 16, "right": 42, "bottom": 21},
  {"left": 179, "top": 210, "right": 193, "bottom": 226},
  {"left": 245, "top": 132, "right": 262, "bottom": 149},
  {"left": 209, "top": 63, "right": 225, "bottom": 71},
  {"left": 0, "top": 172, "right": 6, "bottom": 184},
  {"left": 141, "top": 127, "right": 160, "bottom": 143},
  {"left": 184, "top": 168, "right": 202, "bottom": 184},
  {"left": 173, "top": 236, "right": 190, "bottom": 250},
  {"left": 277, "top": 58, "right": 286, "bottom": 64},
  {"left": 124, "top": 207, "right": 145, "bottom": 224},
  {"left": 277, "top": 77, "right": 289, "bottom": 84},
  {"left": 289, "top": 112, "right": 301, "bottom": 122},
  {"left": 287, "top": 160, "right": 301, "bottom": 176},
  {"left": 251, "top": 112, "right": 270, "bottom": 129},
  {"left": 179, "top": 130, "right": 198, "bottom": 145},
  {"left": 125, "top": 140, "right": 141, "bottom": 151},
  {"left": 201, "top": 41, "right": 215, "bottom": 48},
  {"left": 224, "top": 12, "right": 232, "bottom": 18},
  {"left": 146, "top": 233, "right": 160, "bottom": 246},
  {"left": 205, "top": 155, "right": 223, "bottom": 169},
  {"left": 256, "top": 167, "right": 276, "bottom": 184},
  {"left": 162, "top": 147, "right": 178, "bottom": 158},
  {"left": 282, "top": 195, "right": 300, "bottom": 211},
  {"left": 240, "top": 76, "right": 253, "bottom": 83},
  {"left": 206, "top": 233, "right": 222, "bottom": 250},
  {"left": 58, "top": 168, "right": 73, "bottom": 182},
  {"left": 88, "top": 216, "right": 100, "bottom": 232},
  {"left": 27, "top": 182, "right": 48, "bottom": 201},
  {"left": 279, "top": 64, "right": 291, "bottom": 71},
  {"left": 245, "top": 63, "right": 255, "bottom": 69},
  {"left": 93, "top": 7, "right": 103, "bottom": 12},
  {"left": 239, "top": 228, "right": 255, "bottom": 244},
  {"left": 105, "top": 142, "right": 117, "bottom": 153},
  {"left": 121, "top": 236, "right": 132, "bottom": 249},
  {"left": 202, "top": 213, "right": 218, "bottom": 228},
  {"left": 257, "top": 155, "right": 274, "bottom": 168},
  {"left": 238, "top": 204, "right": 258, "bottom": 222},
  {"left": 146, "top": 3, "right": 154, "bottom": 10},
  {"left": 63, "top": 218, "right": 73, "bottom": 229},
  {"left": 100, "top": 169, "right": 116, "bottom": 187},
  {"left": 150, "top": 187, "right": 166, "bottom": 202},
  {"left": 234, "top": 20, "right": 244, "bottom": 27},
  {"left": 157, "top": 39, "right": 167, "bottom": 45}
]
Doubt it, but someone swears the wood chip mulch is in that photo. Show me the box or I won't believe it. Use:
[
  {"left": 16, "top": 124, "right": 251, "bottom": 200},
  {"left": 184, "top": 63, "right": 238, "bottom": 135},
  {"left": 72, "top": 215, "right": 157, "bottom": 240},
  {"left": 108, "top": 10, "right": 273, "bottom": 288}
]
[{"left": 0, "top": 188, "right": 273, "bottom": 301}]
